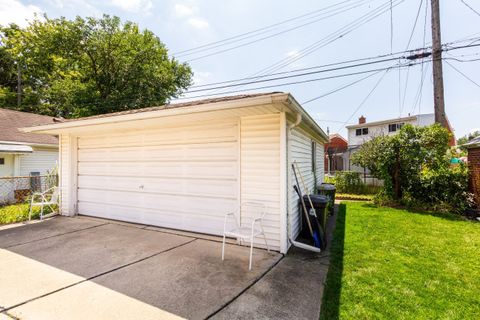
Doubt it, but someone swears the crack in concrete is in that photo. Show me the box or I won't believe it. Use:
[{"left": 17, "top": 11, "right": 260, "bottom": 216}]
[{"left": 2, "top": 238, "right": 197, "bottom": 313}]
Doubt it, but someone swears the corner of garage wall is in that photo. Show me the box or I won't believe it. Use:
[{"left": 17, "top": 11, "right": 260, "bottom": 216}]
[{"left": 59, "top": 134, "right": 77, "bottom": 216}]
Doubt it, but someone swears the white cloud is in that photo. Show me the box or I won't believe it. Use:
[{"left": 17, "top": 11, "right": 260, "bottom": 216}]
[
  {"left": 174, "top": 4, "right": 194, "bottom": 17},
  {"left": 172, "top": 3, "right": 209, "bottom": 30},
  {"left": 110, "top": 0, "right": 152, "bottom": 13},
  {"left": 193, "top": 70, "right": 212, "bottom": 85},
  {"left": 0, "top": 0, "right": 42, "bottom": 27},
  {"left": 188, "top": 17, "right": 209, "bottom": 29}
]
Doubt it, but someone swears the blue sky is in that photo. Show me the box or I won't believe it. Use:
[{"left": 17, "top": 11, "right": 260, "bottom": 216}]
[{"left": 1, "top": 0, "right": 479, "bottom": 138}]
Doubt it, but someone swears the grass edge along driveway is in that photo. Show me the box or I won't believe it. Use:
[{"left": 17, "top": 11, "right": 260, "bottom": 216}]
[{"left": 321, "top": 202, "right": 480, "bottom": 320}]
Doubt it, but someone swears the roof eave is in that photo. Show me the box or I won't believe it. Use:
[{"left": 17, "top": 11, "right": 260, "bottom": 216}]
[{"left": 21, "top": 94, "right": 285, "bottom": 134}]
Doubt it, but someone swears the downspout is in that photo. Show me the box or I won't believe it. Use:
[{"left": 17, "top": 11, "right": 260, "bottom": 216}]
[{"left": 286, "top": 112, "right": 321, "bottom": 253}]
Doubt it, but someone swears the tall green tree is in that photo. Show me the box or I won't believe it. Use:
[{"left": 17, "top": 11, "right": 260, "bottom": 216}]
[{"left": 0, "top": 15, "right": 193, "bottom": 118}]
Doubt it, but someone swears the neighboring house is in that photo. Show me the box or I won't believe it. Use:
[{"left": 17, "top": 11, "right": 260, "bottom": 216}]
[
  {"left": 344, "top": 113, "right": 455, "bottom": 173},
  {"left": 324, "top": 133, "right": 348, "bottom": 175},
  {"left": 24, "top": 92, "right": 328, "bottom": 254},
  {"left": 0, "top": 108, "right": 59, "bottom": 177},
  {"left": 465, "top": 136, "right": 480, "bottom": 208}
]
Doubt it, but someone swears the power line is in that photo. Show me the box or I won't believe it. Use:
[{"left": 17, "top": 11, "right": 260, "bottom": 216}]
[
  {"left": 460, "top": 0, "right": 480, "bottom": 17},
  {"left": 336, "top": 69, "right": 391, "bottom": 132},
  {"left": 184, "top": 41, "right": 480, "bottom": 96},
  {"left": 173, "top": 0, "right": 362, "bottom": 56},
  {"left": 181, "top": 0, "right": 373, "bottom": 61},
  {"left": 446, "top": 60, "right": 480, "bottom": 88},
  {"left": 249, "top": 0, "right": 406, "bottom": 78},
  {"left": 187, "top": 57, "right": 405, "bottom": 93},
  {"left": 400, "top": 0, "right": 424, "bottom": 116},
  {"left": 301, "top": 70, "right": 384, "bottom": 105},
  {"left": 176, "top": 61, "right": 424, "bottom": 101},
  {"left": 405, "top": 0, "right": 424, "bottom": 50},
  {"left": 390, "top": 0, "right": 394, "bottom": 52}
]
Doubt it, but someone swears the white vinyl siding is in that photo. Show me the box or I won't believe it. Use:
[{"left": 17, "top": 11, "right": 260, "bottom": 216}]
[
  {"left": 316, "top": 141, "right": 325, "bottom": 186},
  {"left": 288, "top": 126, "right": 324, "bottom": 240},
  {"left": 76, "top": 120, "right": 239, "bottom": 236},
  {"left": 19, "top": 148, "right": 58, "bottom": 176},
  {"left": 59, "top": 135, "right": 72, "bottom": 214},
  {"left": 240, "top": 114, "right": 281, "bottom": 250}
]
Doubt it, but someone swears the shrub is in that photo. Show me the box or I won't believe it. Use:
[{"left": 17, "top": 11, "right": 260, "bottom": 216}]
[
  {"left": 352, "top": 124, "right": 474, "bottom": 214},
  {"left": 327, "top": 171, "right": 381, "bottom": 195}
]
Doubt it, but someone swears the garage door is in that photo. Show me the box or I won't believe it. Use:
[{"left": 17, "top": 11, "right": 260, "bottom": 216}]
[{"left": 76, "top": 121, "right": 239, "bottom": 235}]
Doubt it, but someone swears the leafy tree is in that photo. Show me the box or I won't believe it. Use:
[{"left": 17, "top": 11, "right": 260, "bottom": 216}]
[
  {"left": 351, "top": 124, "right": 472, "bottom": 212},
  {"left": 0, "top": 15, "right": 193, "bottom": 118},
  {"left": 457, "top": 130, "right": 480, "bottom": 151}
]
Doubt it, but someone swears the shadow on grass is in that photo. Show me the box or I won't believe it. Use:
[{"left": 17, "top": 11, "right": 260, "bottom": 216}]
[{"left": 319, "top": 203, "right": 346, "bottom": 320}]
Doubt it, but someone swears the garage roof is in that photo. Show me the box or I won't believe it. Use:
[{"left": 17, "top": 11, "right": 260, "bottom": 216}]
[{"left": 22, "top": 92, "right": 328, "bottom": 142}]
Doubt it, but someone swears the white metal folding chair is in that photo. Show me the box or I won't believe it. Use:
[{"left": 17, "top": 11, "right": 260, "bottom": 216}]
[
  {"left": 29, "top": 186, "right": 60, "bottom": 221},
  {"left": 222, "top": 202, "right": 270, "bottom": 270}
]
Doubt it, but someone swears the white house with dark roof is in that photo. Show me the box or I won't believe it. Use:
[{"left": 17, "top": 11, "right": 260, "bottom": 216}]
[{"left": 0, "top": 108, "right": 59, "bottom": 178}]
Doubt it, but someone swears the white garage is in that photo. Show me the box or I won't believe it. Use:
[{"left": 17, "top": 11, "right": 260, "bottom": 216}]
[
  {"left": 76, "top": 120, "right": 239, "bottom": 235},
  {"left": 24, "top": 93, "right": 328, "bottom": 253}
]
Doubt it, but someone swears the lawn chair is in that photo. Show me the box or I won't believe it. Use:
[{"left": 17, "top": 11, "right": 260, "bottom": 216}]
[
  {"left": 222, "top": 202, "right": 270, "bottom": 271},
  {"left": 29, "top": 186, "right": 60, "bottom": 221}
]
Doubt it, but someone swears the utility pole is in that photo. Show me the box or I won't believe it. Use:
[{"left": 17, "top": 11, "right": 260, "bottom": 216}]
[{"left": 430, "top": 0, "right": 448, "bottom": 128}]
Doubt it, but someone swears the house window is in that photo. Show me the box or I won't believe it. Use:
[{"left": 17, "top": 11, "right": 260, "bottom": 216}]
[
  {"left": 356, "top": 128, "right": 369, "bottom": 136},
  {"left": 0, "top": 158, "right": 4, "bottom": 165},
  {"left": 388, "top": 123, "right": 405, "bottom": 132},
  {"left": 311, "top": 141, "right": 317, "bottom": 172}
]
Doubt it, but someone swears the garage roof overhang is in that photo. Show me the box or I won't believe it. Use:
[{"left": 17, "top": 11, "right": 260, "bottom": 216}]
[
  {"left": 21, "top": 93, "right": 328, "bottom": 143},
  {"left": 0, "top": 143, "right": 33, "bottom": 153}
]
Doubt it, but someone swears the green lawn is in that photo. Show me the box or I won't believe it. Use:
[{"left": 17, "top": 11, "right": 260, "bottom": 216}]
[
  {"left": 0, "top": 203, "right": 56, "bottom": 225},
  {"left": 321, "top": 202, "right": 480, "bottom": 320}
]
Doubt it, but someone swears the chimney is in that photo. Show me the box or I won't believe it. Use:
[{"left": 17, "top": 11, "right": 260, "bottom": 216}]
[{"left": 359, "top": 115, "right": 366, "bottom": 124}]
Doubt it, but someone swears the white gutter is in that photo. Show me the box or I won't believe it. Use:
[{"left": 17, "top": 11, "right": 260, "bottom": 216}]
[
  {"left": 289, "top": 238, "right": 321, "bottom": 253},
  {"left": 288, "top": 113, "right": 302, "bottom": 129}
]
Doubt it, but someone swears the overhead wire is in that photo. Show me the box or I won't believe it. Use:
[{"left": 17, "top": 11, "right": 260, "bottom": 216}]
[
  {"left": 460, "top": 0, "right": 480, "bottom": 17},
  {"left": 173, "top": 0, "right": 363, "bottom": 56},
  {"left": 301, "top": 70, "right": 384, "bottom": 105},
  {"left": 445, "top": 60, "right": 480, "bottom": 88},
  {"left": 182, "top": 0, "right": 374, "bottom": 61},
  {"left": 336, "top": 69, "right": 391, "bottom": 132},
  {"left": 400, "top": 0, "right": 424, "bottom": 116},
  {"left": 249, "top": 0, "right": 406, "bottom": 78}
]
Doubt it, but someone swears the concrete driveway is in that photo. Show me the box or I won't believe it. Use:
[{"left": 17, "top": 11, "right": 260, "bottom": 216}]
[{"left": 0, "top": 216, "right": 329, "bottom": 320}]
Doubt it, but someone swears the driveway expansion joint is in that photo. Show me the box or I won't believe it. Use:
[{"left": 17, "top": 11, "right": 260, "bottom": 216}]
[
  {"left": 2, "top": 238, "right": 197, "bottom": 313},
  {"left": 4, "top": 222, "right": 110, "bottom": 249},
  {"left": 205, "top": 253, "right": 285, "bottom": 319}
]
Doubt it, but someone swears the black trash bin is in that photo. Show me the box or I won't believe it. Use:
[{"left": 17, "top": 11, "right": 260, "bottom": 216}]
[
  {"left": 299, "top": 194, "right": 328, "bottom": 245},
  {"left": 318, "top": 183, "right": 336, "bottom": 216}
]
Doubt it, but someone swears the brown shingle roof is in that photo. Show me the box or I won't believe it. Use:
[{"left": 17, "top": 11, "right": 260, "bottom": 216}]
[
  {"left": 0, "top": 108, "right": 58, "bottom": 145},
  {"left": 58, "top": 92, "right": 283, "bottom": 123}
]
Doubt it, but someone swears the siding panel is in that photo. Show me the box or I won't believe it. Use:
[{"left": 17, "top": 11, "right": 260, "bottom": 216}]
[
  {"left": 288, "top": 127, "right": 324, "bottom": 241},
  {"left": 240, "top": 114, "right": 281, "bottom": 250},
  {"left": 19, "top": 148, "right": 58, "bottom": 176}
]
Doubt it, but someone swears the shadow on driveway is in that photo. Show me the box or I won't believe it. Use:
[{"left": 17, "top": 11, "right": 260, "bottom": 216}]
[{"left": 0, "top": 216, "right": 280, "bottom": 320}]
